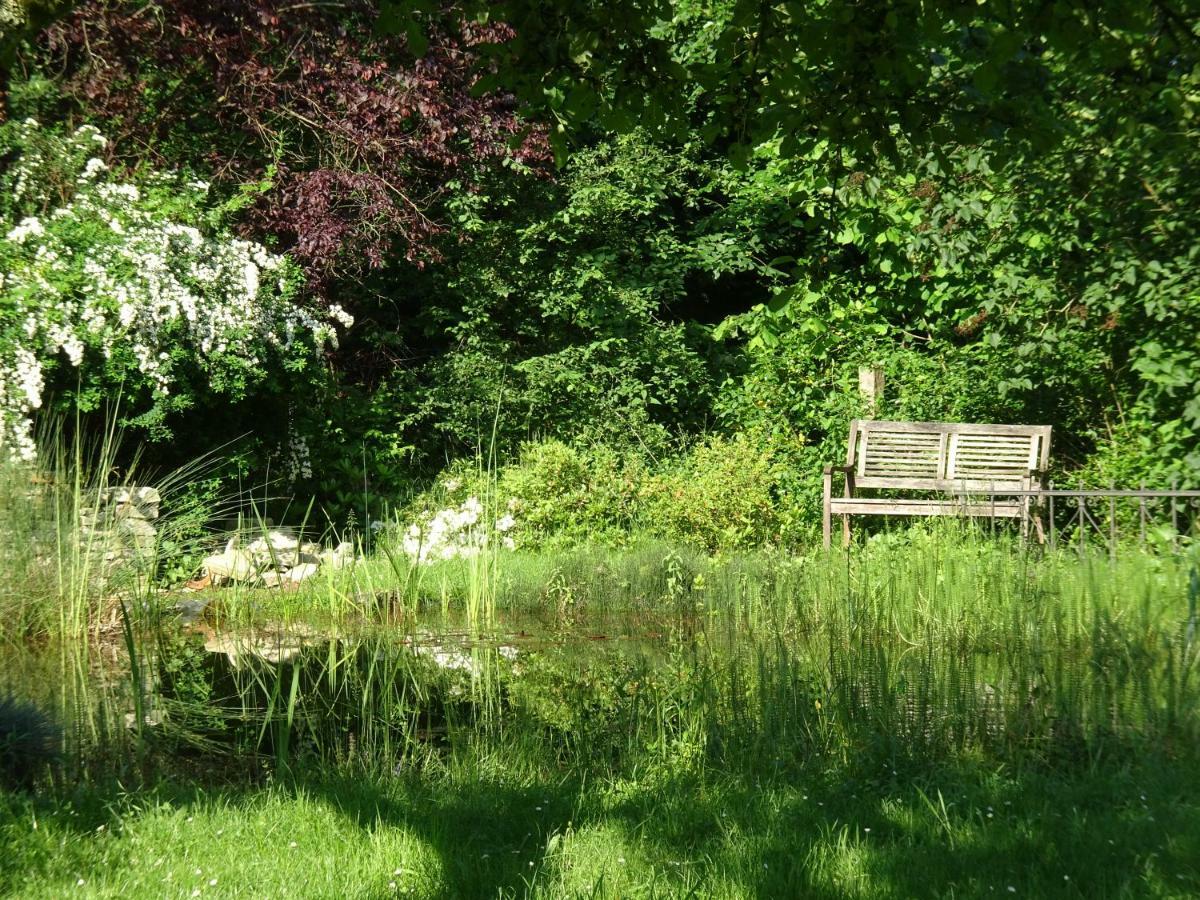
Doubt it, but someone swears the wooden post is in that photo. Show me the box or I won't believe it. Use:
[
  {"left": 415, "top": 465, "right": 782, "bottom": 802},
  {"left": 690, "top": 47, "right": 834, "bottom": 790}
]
[
  {"left": 822, "top": 466, "right": 833, "bottom": 550},
  {"left": 858, "top": 366, "right": 884, "bottom": 418}
]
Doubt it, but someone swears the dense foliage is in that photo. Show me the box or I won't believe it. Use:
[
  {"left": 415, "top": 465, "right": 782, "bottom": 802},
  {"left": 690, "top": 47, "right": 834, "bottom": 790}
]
[
  {"left": 1, "top": 0, "right": 1197, "bottom": 544},
  {"left": 0, "top": 117, "right": 345, "bottom": 466},
  {"left": 40, "top": 0, "right": 549, "bottom": 282}
]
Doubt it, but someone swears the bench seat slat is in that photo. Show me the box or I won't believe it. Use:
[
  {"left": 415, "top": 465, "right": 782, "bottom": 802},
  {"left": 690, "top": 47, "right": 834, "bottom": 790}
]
[
  {"left": 853, "top": 477, "right": 1032, "bottom": 491},
  {"left": 829, "top": 499, "right": 1023, "bottom": 517}
]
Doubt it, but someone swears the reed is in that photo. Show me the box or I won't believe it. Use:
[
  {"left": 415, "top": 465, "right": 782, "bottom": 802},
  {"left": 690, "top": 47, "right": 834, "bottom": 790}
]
[{"left": 1, "top": 522, "right": 1197, "bottom": 897}]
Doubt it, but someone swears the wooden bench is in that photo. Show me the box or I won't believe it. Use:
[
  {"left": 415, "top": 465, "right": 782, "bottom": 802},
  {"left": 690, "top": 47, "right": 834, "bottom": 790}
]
[{"left": 822, "top": 420, "right": 1052, "bottom": 548}]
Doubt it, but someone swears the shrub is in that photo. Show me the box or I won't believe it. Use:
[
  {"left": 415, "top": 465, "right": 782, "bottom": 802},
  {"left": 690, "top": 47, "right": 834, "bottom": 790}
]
[
  {"left": 0, "top": 118, "right": 348, "bottom": 463},
  {"left": 641, "top": 433, "right": 784, "bottom": 553},
  {"left": 0, "top": 695, "right": 58, "bottom": 789},
  {"left": 497, "top": 441, "right": 645, "bottom": 547}
]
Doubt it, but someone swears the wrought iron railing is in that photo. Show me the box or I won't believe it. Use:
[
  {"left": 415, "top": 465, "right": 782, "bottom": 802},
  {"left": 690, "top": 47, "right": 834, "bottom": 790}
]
[{"left": 979, "top": 487, "right": 1200, "bottom": 555}]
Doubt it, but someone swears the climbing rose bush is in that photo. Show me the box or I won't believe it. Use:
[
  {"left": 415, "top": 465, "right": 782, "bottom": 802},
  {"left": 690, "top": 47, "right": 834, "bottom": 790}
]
[{"left": 0, "top": 119, "right": 350, "bottom": 459}]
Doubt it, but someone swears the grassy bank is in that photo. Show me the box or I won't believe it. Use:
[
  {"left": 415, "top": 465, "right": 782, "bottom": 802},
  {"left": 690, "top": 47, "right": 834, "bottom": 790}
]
[
  {"left": 2, "top": 752, "right": 1198, "bottom": 898},
  {"left": 0, "top": 523, "right": 1197, "bottom": 897}
]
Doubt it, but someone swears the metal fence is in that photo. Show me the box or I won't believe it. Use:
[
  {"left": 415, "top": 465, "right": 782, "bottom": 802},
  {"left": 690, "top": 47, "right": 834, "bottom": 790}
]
[{"left": 984, "top": 487, "right": 1200, "bottom": 555}]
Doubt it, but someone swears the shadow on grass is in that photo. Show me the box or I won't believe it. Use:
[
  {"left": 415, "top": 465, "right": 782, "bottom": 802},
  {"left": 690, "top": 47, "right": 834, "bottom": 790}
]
[
  {"left": 5, "top": 749, "right": 1198, "bottom": 899},
  {"left": 597, "top": 755, "right": 1200, "bottom": 899}
]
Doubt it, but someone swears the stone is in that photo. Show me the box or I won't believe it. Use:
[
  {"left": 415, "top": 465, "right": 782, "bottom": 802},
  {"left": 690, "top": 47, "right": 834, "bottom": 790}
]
[
  {"left": 117, "top": 517, "right": 157, "bottom": 550},
  {"left": 174, "top": 597, "right": 210, "bottom": 626},
  {"left": 203, "top": 548, "right": 257, "bottom": 583},
  {"left": 286, "top": 562, "right": 319, "bottom": 584},
  {"left": 319, "top": 541, "right": 356, "bottom": 570},
  {"left": 266, "top": 529, "right": 300, "bottom": 551},
  {"left": 124, "top": 709, "right": 164, "bottom": 729},
  {"left": 79, "top": 484, "right": 161, "bottom": 571},
  {"left": 103, "top": 486, "right": 161, "bottom": 520},
  {"left": 248, "top": 531, "right": 309, "bottom": 569}
]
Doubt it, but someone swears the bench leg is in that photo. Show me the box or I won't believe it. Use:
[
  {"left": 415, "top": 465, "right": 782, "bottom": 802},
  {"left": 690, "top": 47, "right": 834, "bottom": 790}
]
[
  {"left": 822, "top": 472, "right": 832, "bottom": 550},
  {"left": 842, "top": 474, "right": 854, "bottom": 547}
]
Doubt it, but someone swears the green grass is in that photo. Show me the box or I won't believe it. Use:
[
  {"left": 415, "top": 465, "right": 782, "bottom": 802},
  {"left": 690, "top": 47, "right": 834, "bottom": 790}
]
[
  {"left": 2, "top": 755, "right": 1197, "bottom": 898},
  {"left": 1, "top": 454, "right": 1198, "bottom": 899}
]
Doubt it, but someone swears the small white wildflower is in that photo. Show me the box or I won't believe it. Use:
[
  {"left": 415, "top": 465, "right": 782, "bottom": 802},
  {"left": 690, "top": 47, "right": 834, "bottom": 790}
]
[
  {"left": 328, "top": 303, "right": 355, "bottom": 329},
  {"left": 81, "top": 157, "right": 109, "bottom": 180},
  {"left": 6, "top": 216, "right": 45, "bottom": 243}
]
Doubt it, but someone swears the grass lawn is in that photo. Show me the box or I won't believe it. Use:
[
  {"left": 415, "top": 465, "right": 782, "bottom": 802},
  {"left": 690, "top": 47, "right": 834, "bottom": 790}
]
[
  {"left": 3, "top": 754, "right": 1198, "bottom": 898},
  {"left": 2, "top": 537, "right": 1198, "bottom": 898}
]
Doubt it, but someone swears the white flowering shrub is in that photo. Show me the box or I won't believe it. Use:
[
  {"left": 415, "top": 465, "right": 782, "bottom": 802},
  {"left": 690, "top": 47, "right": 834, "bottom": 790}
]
[
  {"left": 401, "top": 494, "right": 518, "bottom": 563},
  {"left": 0, "top": 119, "right": 351, "bottom": 459}
]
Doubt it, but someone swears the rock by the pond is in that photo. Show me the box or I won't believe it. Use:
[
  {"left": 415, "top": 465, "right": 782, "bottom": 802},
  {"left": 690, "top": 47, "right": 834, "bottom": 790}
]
[
  {"left": 203, "top": 540, "right": 258, "bottom": 584},
  {"left": 319, "top": 541, "right": 355, "bottom": 570},
  {"left": 286, "top": 562, "right": 320, "bottom": 583},
  {"left": 195, "top": 532, "right": 358, "bottom": 588},
  {"left": 174, "top": 597, "right": 210, "bottom": 625},
  {"left": 79, "top": 484, "right": 161, "bottom": 566},
  {"left": 246, "top": 531, "right": 326, "bottom": 572},
  {"left": 123, "top": 709, "right": 164, "bottom": 729}
]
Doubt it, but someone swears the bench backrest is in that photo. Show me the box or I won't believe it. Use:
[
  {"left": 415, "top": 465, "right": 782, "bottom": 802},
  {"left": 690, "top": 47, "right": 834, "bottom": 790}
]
[{"left": 847, "top": 420, "right": 1052, "bottom": 492}]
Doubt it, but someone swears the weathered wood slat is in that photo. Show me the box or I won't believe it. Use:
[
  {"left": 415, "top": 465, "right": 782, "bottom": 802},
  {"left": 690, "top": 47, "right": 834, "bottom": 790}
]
[
  {"left": 857, "top": 420, "right": 1051, "bottom": 436},
  {"left": 853, "top": 477, "right": 1032, "bottom": 491},
  {"left": 954, "top": 436, "right": 1040, "bottom": 445},
  {"left": 955, "top": 453, "right": 1034, "bottom": 461},
  {"left": 864, "top": 460, "right": 943, "bottom": 468},
  {"left": 824, "top": 419, "right": 1053, "bottom": 547},
  {"left": 864, "top": 441, "right": 945, "bottom": 448},
  {"left": 828, "top": 499, "right": 1023, "bottom": 517}
]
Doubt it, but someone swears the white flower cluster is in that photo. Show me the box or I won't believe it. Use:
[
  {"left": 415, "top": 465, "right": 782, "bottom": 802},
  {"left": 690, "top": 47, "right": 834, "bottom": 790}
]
[
  {"left": 0, "top": 121, "right": 352, "bottom": 460},
  {"left": 280, "top": 409, "right": 314, "bottom": 483},
  {"left": 401, "top": 496, "right": 518, "bottom": 563}
]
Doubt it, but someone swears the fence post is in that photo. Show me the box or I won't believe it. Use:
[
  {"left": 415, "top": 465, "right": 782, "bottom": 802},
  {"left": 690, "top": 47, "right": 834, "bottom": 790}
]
[
  {"left": 1171, "top": 478, "right": 1180, "bottom": 551},
  {"left": 858, "top": 366, "right": 884, "bottom": 419},
  {"left": 1109, "top": 482, "right": 1117, "bottom": 561},
  {"left": 1139, "top": 482, "right": 1147, "bottom": 546},
  {"left": 1078, "top": 491, "right": 1086, "bottom": 557},
  {"left": 1049, "top": 481, "right": 1056, "bottom": 551}
]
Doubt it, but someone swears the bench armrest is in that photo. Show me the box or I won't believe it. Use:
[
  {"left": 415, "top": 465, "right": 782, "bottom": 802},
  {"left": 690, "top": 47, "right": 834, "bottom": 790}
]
[{"left": 823, "top": 464, "right": 854, "bottom": 475}]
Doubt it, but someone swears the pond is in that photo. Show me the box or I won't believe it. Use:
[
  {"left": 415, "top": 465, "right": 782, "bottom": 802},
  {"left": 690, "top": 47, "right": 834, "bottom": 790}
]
[{"left": 3, "top": 577, "right": 1194, "bottom": 783}]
